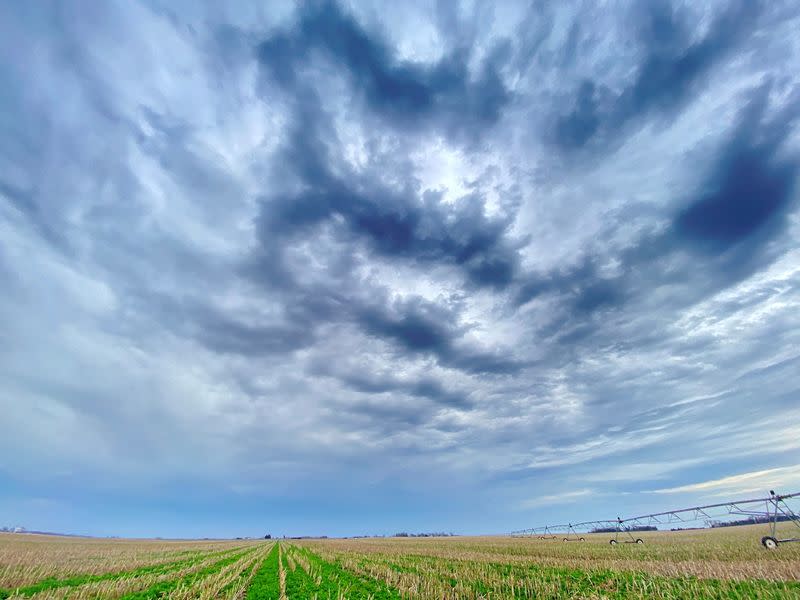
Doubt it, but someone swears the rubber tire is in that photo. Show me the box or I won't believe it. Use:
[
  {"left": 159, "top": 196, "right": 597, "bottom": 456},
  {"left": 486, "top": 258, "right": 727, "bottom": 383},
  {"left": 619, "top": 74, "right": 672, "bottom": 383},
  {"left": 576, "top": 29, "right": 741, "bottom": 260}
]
[
  {"left": 563, "top": 538, "right": 568, "bottom": 542},
  {"left": 635, "top": 539, "right": 644, "bottom": 545},
  {"left": 609, "top": 539, "right": 618, "bottom": 545},
  {"left": 579, "top": 537, "right": 585, "bottom": 542},
  {"left": 762, "top": 536, "right": 779, "bottom": 550}
]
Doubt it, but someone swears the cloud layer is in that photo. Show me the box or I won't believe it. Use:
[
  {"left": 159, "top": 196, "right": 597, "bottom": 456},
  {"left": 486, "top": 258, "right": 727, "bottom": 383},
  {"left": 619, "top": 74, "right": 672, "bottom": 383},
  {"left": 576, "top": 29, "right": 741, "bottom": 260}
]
[{"left": 1, "top": 0, "right": 799, "bottom": 537}]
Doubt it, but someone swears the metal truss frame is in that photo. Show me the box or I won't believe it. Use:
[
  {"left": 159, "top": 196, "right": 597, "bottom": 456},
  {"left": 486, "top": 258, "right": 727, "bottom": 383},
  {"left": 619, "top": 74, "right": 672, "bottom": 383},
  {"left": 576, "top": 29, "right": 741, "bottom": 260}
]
[{"left": 511, "top": 490, "right": 799, "bottom": 549}]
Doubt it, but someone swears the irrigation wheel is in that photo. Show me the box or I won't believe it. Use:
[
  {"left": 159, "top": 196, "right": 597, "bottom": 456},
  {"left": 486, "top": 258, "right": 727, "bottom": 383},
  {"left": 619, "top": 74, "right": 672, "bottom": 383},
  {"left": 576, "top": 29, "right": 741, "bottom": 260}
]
[
  {"left": 635, "top": 538, "right": 644, "bottom": 544},
  {"left": 609, "top": 539, "right": 618, "bottom": 545},
  {"left": 762, "top": 536, "right": 779, "bottom": 550},
  {"left": 563, "top": 537, "right": 569, "bottom": 542},
  {"left": 579, "top": 537, "right": 585, "bottom": 541}
]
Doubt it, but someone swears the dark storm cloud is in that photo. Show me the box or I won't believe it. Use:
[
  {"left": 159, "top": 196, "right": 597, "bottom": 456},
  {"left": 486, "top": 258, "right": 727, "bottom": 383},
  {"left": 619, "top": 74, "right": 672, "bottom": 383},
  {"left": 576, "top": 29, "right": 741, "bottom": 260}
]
[
  {"left": 309, "top": 360, "right": 470, "bottom": 409},
  {"left": 257, "top": 0, "right": 511, "bottom": 137},
  {"left": 555, "top": 80, "right": 601, "bottom": 149},
  {"left": 355, "top": 298, "right": 455, "bottom": 355},
  {"left": 515, "top": 258, "right": 626, "bottom": 316},
  {"left": 181, "top": 304, "right": 318, "bottom": 357},
  {"left": 245, "top": 104, "right": 523, "bottom": 373},
  {"left": 521, "top": 83, "right": 799, "bottom": 335},
  {"left": 261, "top": 180, "right": 520, "bottom": 289},
  {"left": 344, "top": 374, "right": 468, "bottom": 409},
  {"left": 554, "top": 0, "right": 763, "bottom": 150},
  {"left": 255, "top": 97, "right": 521, "bottom": 290},
  {"left": 355, "top": 296, "right": 523, "bottom": 375},
  {"left": 629, "top": 83, "right": 800, "bottom": 300},
  {"left": 256, "top": 165, "right": 523, "bottom": 375},
  {"left": 673, "top": 85, "right": 800, "bottom": 254},
  {"left": 255, "top": 210, "right": 523, "bottom": 373}
]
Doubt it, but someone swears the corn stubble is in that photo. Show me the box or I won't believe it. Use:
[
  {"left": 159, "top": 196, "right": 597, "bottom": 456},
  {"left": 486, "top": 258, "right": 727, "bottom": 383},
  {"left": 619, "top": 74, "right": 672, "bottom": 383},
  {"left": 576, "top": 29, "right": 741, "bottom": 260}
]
[
  {"left": 1, "top": 523, "right": 799, "bottom": 599},
  {"left": 296, "top": 524, "right": 800, "bottom": 599}
]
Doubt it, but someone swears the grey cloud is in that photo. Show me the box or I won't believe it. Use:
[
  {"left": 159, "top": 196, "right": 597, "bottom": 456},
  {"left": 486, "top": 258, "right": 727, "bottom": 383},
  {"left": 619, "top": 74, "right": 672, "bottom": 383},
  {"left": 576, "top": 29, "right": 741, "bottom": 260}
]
[
  {"left": 257, "top": 0, "right": 511, "bottom": 139},
  {"left": 517, "top": 83, "right": 799, "bottom": 351},
  {"left": 673, "top": 84, "right": 799, "bottom": 254},
  {"left": 553, "top": 0, "right": 765, "bottom": 151},
  {"left": 253, "top": 86, "right": 523, "bottom": 290},
  {"left": 354, "top": 296, "right": 523, "bottom": 375},
  {"left": 334, "top": 371, "right": 470, "bottom": 409}
]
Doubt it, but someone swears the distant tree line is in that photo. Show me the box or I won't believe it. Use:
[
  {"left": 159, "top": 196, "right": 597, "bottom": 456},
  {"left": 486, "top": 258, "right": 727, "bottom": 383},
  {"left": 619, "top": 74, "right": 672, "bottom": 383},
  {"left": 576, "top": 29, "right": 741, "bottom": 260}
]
[
  {"left": 589, "top": 514, "right": 800, "bottom": 533},
  {"left": 589, "top": 525, "right": 657, "bottom": 533},
  {"left": 393, "top": 532, "right": 456, "bottom": 537},
  {"left": 0, "top": 526, "right": 27, "bottom": 533},
  {"left": 710, "top": 515, "right": 798, "bottom": 528}
]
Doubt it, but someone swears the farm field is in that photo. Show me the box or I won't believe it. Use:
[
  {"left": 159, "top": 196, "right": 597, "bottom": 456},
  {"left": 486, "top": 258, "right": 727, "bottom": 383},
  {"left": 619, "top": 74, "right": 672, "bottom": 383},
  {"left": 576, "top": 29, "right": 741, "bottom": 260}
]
[{"left": 1, "top": 525, "right": 799, "bottom": 599}]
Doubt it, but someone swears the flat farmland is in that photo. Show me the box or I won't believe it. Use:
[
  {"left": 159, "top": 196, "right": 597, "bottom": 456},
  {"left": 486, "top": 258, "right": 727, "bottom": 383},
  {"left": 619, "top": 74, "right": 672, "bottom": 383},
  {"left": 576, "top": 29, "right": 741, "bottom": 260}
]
[{"left": 2, "top": 525, "right": 800, "bottom": 599}]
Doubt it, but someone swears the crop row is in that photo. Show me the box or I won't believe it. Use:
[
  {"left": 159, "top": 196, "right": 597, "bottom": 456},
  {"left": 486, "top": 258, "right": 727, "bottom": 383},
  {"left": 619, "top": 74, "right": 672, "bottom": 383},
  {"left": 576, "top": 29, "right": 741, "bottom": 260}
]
[
  {"left": 0, "top": 539, "right": 251, "bottom": 588},
  {"left": 215, "top": 547, "right": 268, "bottom": 600},
  {"left": 243, "top": 543, "right": 282, "bottom": 600},
  {"left": 299, "top": 543, "right": 800, "bottom": 600},
  {"left": 158, "top": 543, "right": 269, "bottom": 600},
  {"left": 223, "top": 542, "right": 408, "bottom": 600},
  {"left": 0, "top": 546, "right": 250, "bottom": 600},
  {"left": 233, "top": 542, "right": 405, "bottom": 600},
  {"left": 13, "top": 537, "right": 797, "bottom": 599},
  {"left": 112, "top": 545, "right": 264, "bottom": 600},
  {"left": 1, "top": 545, "right": 265, "bottom": 600},
  {"left": 281, "top": 544, "right": 401, "bottom": 599}
]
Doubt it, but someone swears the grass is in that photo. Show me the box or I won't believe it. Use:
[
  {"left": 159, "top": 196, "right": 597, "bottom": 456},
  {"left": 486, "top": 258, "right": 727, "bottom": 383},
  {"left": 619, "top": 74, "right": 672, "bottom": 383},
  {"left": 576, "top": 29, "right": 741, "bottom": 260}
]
[{"left": 1, "top": 523, "right": 799, "bottom": 598}]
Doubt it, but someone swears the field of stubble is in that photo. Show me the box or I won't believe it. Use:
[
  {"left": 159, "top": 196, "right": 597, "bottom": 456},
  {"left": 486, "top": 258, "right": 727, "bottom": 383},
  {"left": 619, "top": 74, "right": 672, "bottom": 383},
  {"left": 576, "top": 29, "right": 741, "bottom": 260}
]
[{"left": 1, "top": 524, "right": 799, "bottom": 599}]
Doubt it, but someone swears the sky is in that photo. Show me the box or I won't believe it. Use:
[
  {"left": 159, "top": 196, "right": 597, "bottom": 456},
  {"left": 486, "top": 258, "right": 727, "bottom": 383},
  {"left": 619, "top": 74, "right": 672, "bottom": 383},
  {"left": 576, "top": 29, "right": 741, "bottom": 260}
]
[{"left": 1, "top": 0, "right": 800, "bottom": 539}]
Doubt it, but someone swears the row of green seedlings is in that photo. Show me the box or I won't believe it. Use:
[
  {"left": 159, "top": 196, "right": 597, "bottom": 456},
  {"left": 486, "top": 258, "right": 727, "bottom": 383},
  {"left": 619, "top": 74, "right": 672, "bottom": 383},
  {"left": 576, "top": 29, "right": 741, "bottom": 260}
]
[
  {"left": 241, "top": 543, "right": 405, "bottom": 600},
  {"left": 2, "top": 545, "right": 267, "bottom": 600},
  {"left": 157, "top": 543, "right": 270, "bottom": 600},
  {"left": 280, "top": 544, "right": 401, "bottom": 600},
  {"left": 0, "top": 546, "right": 251, "bottom": 600},
  {"left": 316, "top": 549, "right": 800, "bottom": 600},
  {"left": 243, "top": 544, "right": 282, "bottom": 600},
  {"left": 0, "top": 546, "right": 211, "bottom": 590},
  {"left": 113, "top": 544, "right": 268, "bottom": 600},
  {"left": 215, "top": 545, "right": 274, "bottom": 600}
]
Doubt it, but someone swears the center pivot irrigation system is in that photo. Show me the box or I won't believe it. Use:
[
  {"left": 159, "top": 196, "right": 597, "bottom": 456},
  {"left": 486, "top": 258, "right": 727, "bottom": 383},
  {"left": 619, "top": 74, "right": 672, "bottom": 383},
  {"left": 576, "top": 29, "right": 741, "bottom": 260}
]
[{"left": 511, "top": 490, "right": 800, "bottom": 549}]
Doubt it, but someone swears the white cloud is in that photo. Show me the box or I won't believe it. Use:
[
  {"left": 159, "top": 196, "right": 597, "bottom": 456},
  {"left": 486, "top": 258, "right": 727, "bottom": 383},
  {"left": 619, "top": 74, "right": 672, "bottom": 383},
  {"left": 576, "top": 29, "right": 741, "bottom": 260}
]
[
  {"left": 519, "top": 489, "right": 595, "bottom": 510},
  {"left": 650, "top": 465, "right": 800, "bottom": 497}
]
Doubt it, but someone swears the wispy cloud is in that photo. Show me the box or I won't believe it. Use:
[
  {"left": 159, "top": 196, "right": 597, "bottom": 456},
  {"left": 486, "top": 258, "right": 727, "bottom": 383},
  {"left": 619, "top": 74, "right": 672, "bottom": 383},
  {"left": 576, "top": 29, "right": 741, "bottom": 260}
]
[
  {"left": 649, "top": 465, "right": 800, "bottom": 497},
  {"left": 584, "top": 459, "right": 707, "bottom": 483},
  {"left": 519, "top": 489, "right": 595, "bottom": 510}
]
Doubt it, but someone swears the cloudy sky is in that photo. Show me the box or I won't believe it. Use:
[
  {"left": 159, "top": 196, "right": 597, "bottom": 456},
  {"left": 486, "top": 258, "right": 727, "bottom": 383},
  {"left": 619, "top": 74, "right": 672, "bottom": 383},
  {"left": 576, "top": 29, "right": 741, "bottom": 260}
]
[{"left": 2, "top": 0, "right": 800, "bottom": 538}]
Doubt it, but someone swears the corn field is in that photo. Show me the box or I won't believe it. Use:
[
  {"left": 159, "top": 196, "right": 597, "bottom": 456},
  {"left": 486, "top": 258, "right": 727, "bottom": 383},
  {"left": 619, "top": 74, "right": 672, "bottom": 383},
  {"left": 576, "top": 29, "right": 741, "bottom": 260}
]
[{"left": 2, "top": 525, "right": 799, "bottom": 599}]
